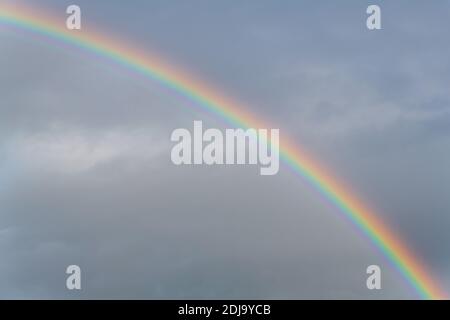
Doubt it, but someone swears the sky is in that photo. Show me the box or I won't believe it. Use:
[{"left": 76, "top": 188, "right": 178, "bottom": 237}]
[{"left": 0, "top": 0, "right": 450, "bottom": 299}]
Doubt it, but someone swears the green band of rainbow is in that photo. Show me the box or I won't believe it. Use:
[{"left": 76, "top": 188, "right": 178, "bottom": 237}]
[{"left": 0, "top": 4, "right": 446, "bottom": 299}]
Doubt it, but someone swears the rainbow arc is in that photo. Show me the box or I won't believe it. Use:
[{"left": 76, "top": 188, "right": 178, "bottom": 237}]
[{"left": 0, "top": 3, "right": 446, "bottom": 299}]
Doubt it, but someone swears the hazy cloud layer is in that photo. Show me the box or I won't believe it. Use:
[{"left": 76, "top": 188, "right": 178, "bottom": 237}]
[{"left": 0, "top": 0, "right": 449, "bottom": 298}]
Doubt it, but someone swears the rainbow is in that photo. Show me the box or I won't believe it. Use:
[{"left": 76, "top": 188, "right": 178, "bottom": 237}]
[{"left": 0, "top": 3, "right": 446, "bottom": 299}]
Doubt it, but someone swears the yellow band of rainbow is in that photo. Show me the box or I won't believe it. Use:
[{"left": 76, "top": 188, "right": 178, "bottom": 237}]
[{"left": 0, "top": 3, "right": 446, "bottom": 299}]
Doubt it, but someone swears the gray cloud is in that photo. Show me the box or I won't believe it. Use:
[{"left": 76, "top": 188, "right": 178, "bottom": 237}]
[{"left": 0, "top": 0, "right": 449, "bottom": 298}]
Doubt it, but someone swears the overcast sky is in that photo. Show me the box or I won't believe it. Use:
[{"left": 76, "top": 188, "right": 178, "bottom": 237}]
[{"left": 1, "top": 0, "right": 449, "bottom": 299}]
